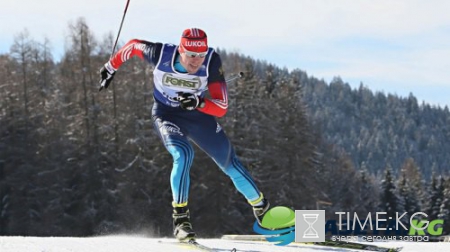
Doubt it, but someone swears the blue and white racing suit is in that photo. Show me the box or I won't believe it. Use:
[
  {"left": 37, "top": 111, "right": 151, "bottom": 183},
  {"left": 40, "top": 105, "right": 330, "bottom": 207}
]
[{"left": 107, "top": 39, "right": 264, "bottom": 207}]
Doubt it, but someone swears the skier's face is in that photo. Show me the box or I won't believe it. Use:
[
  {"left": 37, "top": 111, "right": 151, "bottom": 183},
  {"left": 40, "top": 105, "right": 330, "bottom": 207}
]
[{"left": 179, "top": 46, "right": 207, "bottom": 74}]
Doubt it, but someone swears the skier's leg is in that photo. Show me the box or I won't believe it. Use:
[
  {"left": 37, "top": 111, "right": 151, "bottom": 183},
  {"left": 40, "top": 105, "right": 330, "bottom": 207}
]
[
  {"left": 153, "top": 117, "right": 194, "bottom": 205},
  {"left": 211, "top": 142, "right": 270, "bottom": 225},
  {"left": 222, "top": 150, "right": 270, "bottom": 224},
  {"left": 187, "top": 116, "right": 270, "bottom": 222},
  {"left": 153, "top": 116, "right": 196, "bottom": 239}
]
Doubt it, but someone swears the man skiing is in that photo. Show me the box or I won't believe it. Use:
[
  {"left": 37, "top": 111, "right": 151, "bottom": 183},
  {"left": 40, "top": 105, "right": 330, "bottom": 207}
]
[{"left": 99, "top": 28, "right": 270, "bottom": 241}]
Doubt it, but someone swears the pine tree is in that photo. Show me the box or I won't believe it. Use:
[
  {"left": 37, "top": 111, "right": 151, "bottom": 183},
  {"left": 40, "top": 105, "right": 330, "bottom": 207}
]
[
  {"left": 397, "top": 171, "right": 419, "bottom": 223},
  {"left": 379, "top": 165, "right": 403, "bottom": 218},
  {"left": 427, "top": 173, "right": 445, "bottom": 220},
  {"left": 356, "top": 164, "right": 379, "bottom": 214},
  {"left": 438, "top": 177, "right": 450, "bottom": 235},
  {"left": 399, "top": 158, "right": 425, "bottom": 212}
]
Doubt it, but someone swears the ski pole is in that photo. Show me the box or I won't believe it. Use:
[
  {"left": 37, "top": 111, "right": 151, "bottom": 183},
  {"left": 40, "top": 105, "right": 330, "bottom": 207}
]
[
  {"left": 110, "top": 0, "right": 131, "bottom": 58},
  {"left": 195, "top": 72, "right": 244, "bottom": 93},
  {"left": 226, "top": 71, "right": 244, "bottom": 84},
  {"left": 99, "top": 0, "right": 131, "bottom": 92}
]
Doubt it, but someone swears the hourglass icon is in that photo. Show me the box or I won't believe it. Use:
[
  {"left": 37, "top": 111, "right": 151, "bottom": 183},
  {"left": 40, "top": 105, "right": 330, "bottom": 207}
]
[{"left": 302, "top": 214, "right": 319, "bottom": 238}]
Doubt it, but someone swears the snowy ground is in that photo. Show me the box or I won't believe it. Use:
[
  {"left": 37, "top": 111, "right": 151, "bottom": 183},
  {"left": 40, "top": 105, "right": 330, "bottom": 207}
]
[{"left": 0, "top": 235, "right": 449, "bottom": 252}]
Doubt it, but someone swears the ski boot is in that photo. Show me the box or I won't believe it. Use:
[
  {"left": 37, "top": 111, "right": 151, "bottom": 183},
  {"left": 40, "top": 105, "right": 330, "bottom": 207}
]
[
  {"left": 173, "top": 206, "right": 196, "bottom": 241},
  {"left": 252, "top": 198, "right": 270, "bottom": 226}
]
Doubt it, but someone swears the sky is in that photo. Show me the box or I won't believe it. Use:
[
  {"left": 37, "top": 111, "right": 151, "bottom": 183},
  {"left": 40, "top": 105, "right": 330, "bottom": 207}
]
[{"left": 1, "top": 0, "right": 450, "bottom": 107}]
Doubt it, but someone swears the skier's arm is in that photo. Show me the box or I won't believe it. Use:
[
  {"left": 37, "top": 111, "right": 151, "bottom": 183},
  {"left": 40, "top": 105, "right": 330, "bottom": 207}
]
[
  {"left": 197, "top": 53, "right": 228, "bottom": 117},
  {"left": 109, "top": 39, "right": 160, "bottom": 70},
  {"left": 99, "top": 39, "right": 160, "bottom": 90}
]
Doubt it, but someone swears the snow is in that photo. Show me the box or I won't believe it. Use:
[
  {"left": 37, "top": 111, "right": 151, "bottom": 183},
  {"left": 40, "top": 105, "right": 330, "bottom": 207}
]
[{"left": 0, "top": 235, "right": 449, "bottom": 252}]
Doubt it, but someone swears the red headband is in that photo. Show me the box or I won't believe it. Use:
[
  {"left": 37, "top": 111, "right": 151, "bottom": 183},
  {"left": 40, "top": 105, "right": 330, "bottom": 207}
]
[{"left": 179, "top": 28, "right": 208, "bottom": 53}]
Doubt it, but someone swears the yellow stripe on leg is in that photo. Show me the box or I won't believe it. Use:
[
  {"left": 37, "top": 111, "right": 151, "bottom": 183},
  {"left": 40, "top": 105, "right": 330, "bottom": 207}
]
[
  {"left": 248, "top": 193, "right": 264, "bottom": 206},
  {"left": 172, "top": 201, "right": 188, "bottom": 208}
]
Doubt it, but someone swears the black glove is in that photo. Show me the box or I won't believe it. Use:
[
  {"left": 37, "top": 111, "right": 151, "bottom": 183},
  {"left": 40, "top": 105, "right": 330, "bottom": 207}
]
[
  {"left": 99, "top": 63, "right": 116, "bottom": 91},
  {"left": 177, "top": 93, "right": 204, "bottom": 110}
]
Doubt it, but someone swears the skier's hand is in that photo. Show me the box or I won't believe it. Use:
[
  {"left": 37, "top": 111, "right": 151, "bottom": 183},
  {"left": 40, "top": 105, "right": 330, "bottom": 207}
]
[
  {"left": 177, "top": 93, "right": 204, "bottom": 110},
  {"left": 99, "top": 62, "right": 116, "bottom": 91}
]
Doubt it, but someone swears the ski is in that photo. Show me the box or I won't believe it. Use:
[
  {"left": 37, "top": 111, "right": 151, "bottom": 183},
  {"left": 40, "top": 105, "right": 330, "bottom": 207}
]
[
  {"left": 158, "top": 239, "right": 237, "bottom": 252},
  {"left": 222, "top": 234, "right": 402, "bottom": 252},
  {"left": 313, "top": 240, "right": 403, "bottom": 252},
  {"left": 185, "top": 239, "right": 237, "bottom": 252}
]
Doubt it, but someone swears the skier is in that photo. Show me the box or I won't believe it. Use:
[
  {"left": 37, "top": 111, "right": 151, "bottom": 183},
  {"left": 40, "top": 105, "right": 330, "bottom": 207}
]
[{"left": 99, "top": 28, "right": 270, "bottom": 240}]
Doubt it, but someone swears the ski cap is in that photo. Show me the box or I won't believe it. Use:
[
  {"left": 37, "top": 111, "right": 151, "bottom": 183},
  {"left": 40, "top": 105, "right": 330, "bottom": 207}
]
[{"left": 179, "top": 28, "right": 208, "bottom": 53}]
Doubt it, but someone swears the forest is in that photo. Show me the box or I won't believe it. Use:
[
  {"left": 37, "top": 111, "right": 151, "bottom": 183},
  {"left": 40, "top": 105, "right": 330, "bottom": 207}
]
[{"left": 1, "top": 18, "right": 449, "bottom": 237}]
